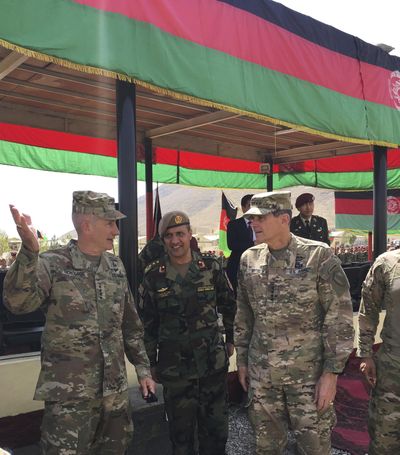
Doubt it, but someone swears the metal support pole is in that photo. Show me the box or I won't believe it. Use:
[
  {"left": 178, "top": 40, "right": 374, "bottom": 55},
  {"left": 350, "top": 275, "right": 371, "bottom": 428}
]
[
  {"left": 145, "top": 138, "right": 153, "bottom": 241},
  {"left": 266, "top": 159, "right": 273, "bottom": 191},
  {"left": 116, "top": 79, "right": 138, "bottom": 298},
  {"left": 373, "top": 145, "right": 387, "bottom": 260}
]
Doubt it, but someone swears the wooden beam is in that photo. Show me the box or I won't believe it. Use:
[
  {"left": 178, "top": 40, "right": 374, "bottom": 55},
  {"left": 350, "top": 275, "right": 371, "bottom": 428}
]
[
  {"left": 0, "top": 51, "right": 28, "bottom": 80},
  {"left": 146, "top": 110, "right": 240, "bottom": 139},
  {"left": 0, "top": 88, "right": 189, "bottom": 122},
  {"left": 274, "top": 140, "right": 352, "bottom": 158},
  {"left": 273, "top": 144, "right": 369, "bottom": 163},
  {"left": 19, "top": 64, "right": 209, "bottom": 114}
]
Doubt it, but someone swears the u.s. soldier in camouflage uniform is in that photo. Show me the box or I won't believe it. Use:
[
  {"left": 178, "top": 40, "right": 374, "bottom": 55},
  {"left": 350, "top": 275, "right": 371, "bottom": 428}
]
[
  {"left": 357, "top": 250, "right": 400, "bottom": 454},
  {"left": 235, "top": 191, "right": 354, "bottom": 455},
  {"left": 141, "top": 211, "right": 236, "bottom": 455},
  {"left": 3, "top": 191, "right": 156, "bottom": 455}
]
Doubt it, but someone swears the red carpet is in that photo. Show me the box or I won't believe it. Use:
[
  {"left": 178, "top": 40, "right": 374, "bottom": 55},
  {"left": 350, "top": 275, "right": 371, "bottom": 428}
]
[
  {"left": 332, "top": 348, "right": 375, "bottom": 455},
  {"left": 0, "top": 410, "right": 42, "bottom": 449}
]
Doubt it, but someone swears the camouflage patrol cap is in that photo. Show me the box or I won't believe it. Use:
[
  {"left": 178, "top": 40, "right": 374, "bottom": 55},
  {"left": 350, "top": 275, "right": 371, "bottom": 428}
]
[
  {"left": 244, "top": 191, "right": 292, "bottom": 217},
  {"left": 158, "top": 211, "right": 190, "bottom": 238},
  {"left": 72, "top": 191, "right": 126, "bottom": 220}
]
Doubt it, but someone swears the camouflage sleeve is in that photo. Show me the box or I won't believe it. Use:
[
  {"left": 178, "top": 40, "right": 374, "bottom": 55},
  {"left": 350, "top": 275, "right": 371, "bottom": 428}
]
[
  {"left": 234, "top": 258, "right": 255, "bottom": 367},
  {"left": 122, "top": 283, "right": 151, "bottom": 380},
  {"left": 357, "top": 260, "right": 384, "bottom": 357},
  {"left": 215, "top": 263, "right": 236, "bottom": 344},
  {"left": 141, "top": 278, "right": 160, "bottom": 368},
  {"left": 3, "top": 244, "right": 51, "bottom": 314},
  {"left": 318, "top": 248, "right": 354, "bottom": 373}
]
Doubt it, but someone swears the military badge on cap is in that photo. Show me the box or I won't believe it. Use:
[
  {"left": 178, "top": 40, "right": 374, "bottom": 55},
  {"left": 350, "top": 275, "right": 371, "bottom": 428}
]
[{"left": 158, "top": 211, "right": 191, "bottom": 238}]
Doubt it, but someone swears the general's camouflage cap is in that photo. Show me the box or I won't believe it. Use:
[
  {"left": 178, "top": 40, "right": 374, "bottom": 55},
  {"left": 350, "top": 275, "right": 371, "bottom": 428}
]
[
  {"left": 244, "top": 191, "right": 292, "bottom": 217},
  {"left": 295, "top": 192, "right": 315, "bottom": 209},
  {"left": 159, "top": 211, "right": 190, "bottom": 238},
  {"left": 72, "top": 191, "right": 126, "bottom": 220}
]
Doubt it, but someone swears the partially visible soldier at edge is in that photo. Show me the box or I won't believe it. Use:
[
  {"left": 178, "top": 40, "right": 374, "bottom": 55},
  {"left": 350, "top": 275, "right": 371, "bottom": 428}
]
[
  {"left": 141, "top": 211, "right": 236, "bottom": 455},
  {"left": 235, "top": 191, "right": 354, "bottom": 455},
  {"left": 290, "top": 192, "right": 330, "bottom": 245},
  {"left": 3, "top": 191, "right": 156, "bottom": 455},
  {"left": 357, "top": 249, "right": 400, "bottom": 455}
]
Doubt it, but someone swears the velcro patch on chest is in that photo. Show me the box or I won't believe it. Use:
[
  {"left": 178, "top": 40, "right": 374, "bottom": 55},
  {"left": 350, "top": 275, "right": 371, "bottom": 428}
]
[{"left": 197, "top": 285, "right": 215, "bottom": 292}]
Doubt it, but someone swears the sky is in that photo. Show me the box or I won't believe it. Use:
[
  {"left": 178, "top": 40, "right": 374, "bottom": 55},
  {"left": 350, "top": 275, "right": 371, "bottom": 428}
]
[{"left": 1, "top": 0, "right": 400, "bottom": 238}]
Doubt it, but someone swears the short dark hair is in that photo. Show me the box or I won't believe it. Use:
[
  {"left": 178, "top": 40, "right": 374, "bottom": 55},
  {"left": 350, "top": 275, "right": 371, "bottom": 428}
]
[{"left": 241, "top": 194, "right": 254, "bottom": 208}]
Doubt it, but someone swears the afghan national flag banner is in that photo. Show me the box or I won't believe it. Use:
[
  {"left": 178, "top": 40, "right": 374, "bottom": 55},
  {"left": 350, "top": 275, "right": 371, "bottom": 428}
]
[
  {"left": 4, "top": 122, "right": 400, "bottom": 191},
  {"left": 335, "top": 190, "right": 400, "bottom": 233},
  {"left": 219, "top": 192, "right": 237, "bottom": 257},
  {"left": 0, "top": 123, "right": 267, "bottom": 189},
  {"left": 1, "top": 0, "right": 400, "bottom": 147},
  {"left": 274, "top": 149, "right": 400, "bottom": 190}
]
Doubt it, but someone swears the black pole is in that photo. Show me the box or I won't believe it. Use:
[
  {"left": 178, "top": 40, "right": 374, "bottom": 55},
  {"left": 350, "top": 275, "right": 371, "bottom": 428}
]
[
  {"left": 116, "top": 79, "right": 138, "bottom": 299},
  {"left": 145, "top": 137, "right": 153, "bottom": 241},
  {"left": 373, "top": 145, "right": 387, "bottom": 259},
  {"left": 267, "top": 159, "right": 273, "bottom": 191}
]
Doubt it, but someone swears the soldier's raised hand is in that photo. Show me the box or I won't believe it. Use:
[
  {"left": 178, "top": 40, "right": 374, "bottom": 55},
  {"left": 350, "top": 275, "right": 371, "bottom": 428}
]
[{"left": 9, "top": 204, "right": 39, "bottom": 253}]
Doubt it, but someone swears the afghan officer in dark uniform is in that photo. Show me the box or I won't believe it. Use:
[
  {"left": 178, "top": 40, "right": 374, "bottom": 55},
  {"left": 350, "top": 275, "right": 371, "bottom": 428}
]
[
  {"left": 141, "top": 211, "right": 236, "bottom": 455},
  {"left": 290, "top": 192, "right": 330, "bottom": 245}
]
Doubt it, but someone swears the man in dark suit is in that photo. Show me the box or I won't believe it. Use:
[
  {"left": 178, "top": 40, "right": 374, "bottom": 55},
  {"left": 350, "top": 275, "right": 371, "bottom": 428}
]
[
  {"left": 290, "top": 192, "right": 330, "bottom": 245},
  {"left": 226, "top": 194, "right": 254, "bottom": 295}
]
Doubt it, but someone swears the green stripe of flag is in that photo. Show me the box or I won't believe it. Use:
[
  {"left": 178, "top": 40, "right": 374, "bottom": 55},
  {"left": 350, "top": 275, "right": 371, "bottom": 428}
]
[{"left": 336, "top": 214, "right": 400, "bottom": 233}]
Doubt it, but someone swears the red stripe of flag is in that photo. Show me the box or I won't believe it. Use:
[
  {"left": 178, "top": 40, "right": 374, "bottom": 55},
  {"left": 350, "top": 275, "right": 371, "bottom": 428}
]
[
  {"left": 335, "top": 198, "right": 373, "bottom": 215},
  {"left": 154, "top": 147, "right": 261, "bottom": 173},
  {"left": 0, "top": 122, "right": 116, "bottom": 157},
  {"left": 275, "top": 149, "right": 400, "bottom": 174}
]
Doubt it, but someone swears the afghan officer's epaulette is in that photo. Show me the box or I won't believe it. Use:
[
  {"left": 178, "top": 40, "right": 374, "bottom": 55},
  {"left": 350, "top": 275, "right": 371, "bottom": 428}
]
[{"left": 144, "top": 258, "right": 166, "bottom": 276}]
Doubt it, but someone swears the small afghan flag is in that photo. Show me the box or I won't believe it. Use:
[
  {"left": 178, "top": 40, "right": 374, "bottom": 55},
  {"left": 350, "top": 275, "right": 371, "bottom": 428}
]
[
  {"left": 37, "top": 229, "right": 47, "bottom": 241},
  {"left": 218, "top": 192, "right": 237, "bottom": 257},
  {"left": 152, "top": 186, "right": 162, "bottom": 239},
  {"left": 335, "top": 190, "right": 400, "bottom": 233}
]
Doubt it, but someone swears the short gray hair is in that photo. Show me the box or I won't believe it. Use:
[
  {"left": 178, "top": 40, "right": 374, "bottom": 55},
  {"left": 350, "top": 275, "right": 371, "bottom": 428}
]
[{"left": 72, "top": 212, "right": 97, "bottom": 234}]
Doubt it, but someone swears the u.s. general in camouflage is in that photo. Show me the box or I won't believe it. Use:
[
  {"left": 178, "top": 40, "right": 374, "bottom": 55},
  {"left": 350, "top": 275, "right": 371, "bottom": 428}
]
[
  {"left": 3, "top": 239, "right": 151, "bottom": 401},
  {"left": 235, "top": 235, "right": 354, "bottom": 453},
  {"left": 235, "top": 235, "right": 353, "bottom": 381},
  {"left": 358, "top": 249, "right": 400, "bottom": 454},
  {"left": 141, "top": 251, "right": 236, "bottom": 382}
]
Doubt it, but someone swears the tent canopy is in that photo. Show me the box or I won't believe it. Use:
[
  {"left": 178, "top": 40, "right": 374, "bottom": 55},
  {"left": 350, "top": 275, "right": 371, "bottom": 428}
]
[{"left": 1, "top": 0, "right": 399, "bottom": 170}]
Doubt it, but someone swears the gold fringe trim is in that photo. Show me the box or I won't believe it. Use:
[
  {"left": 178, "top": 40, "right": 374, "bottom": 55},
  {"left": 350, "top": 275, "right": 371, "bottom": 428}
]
[{"left": 1, "top": 39, "right": 398, "bottom": 149}]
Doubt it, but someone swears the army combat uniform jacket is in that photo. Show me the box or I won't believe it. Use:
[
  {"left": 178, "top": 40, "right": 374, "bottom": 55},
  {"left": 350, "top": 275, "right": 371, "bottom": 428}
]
[
  {"left": 3, "top": 240, "right": 151, "bottom": 401},
  {"left": 235, "top": 235, "right": 353, "bottom": 386},
  {"left": 142, "top": 252, "right": 236, "bottom": 383},
  {"left": 358, "top": 249, "right": 400, "bottom": 359},
  {"left": 290, "top": 214, "right": 330, "bottom": 245}
]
